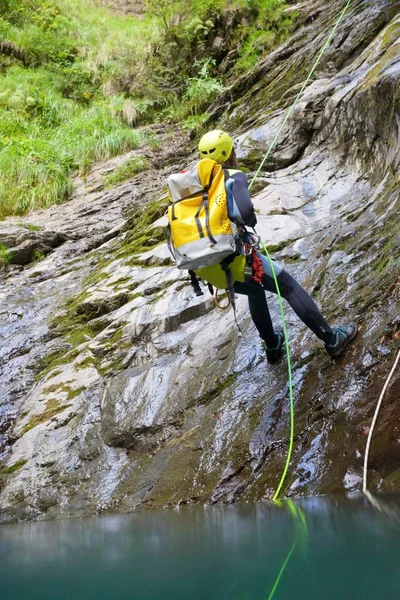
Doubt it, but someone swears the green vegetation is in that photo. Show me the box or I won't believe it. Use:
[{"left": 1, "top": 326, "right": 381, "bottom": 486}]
[
  {"left": 0, "top": 0, "right": 294, "bottom": 218},
  {"left": 0, "top": 0, "right": 157, "bottom": 217},
  {"left": 140, "top": 0, "right": 294, "bottom": 122},
  {"left": 32, "top": 248, "right": 46, "bottom": 262},
  {"left": 34, "top": 346, "right": 81, "bottom": 380},
  {"left": 1, "top": 459, "right": 27, "bottom": 474},
  {"left": 0, "top": 243, "right": 13, "bottom": 266},
  {"left": 118, "top": 195, "right": 169, "bottom": 257},
  {"left": 21, "top": 398, "right": 72, "bottom": 434},
  {"left": 75, "top": 354, "right": 98, "bottom": 370},
  {"left": 103, "top": 156, "right": 149, "bottom": 188},
  {"left": 18, "top": 222, "right": 43, "bottom": 231}
]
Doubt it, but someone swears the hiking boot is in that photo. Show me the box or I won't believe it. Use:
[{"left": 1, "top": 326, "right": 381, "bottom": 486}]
[
  {"left": 325, "top": 323, "right": 358, "bottom": 359},
  {"left": 262, "top": 329, "right": 285, "bottom": 363}
]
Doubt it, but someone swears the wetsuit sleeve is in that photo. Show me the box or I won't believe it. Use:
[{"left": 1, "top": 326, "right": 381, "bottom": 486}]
[{"left": 226, "top": 171, "right": 257, "bottom": 227}]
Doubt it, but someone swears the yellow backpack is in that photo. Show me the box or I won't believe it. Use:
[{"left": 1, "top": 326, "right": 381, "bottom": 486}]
[{"left": 166, "top": 158, "right": 236, "bottom": 271}]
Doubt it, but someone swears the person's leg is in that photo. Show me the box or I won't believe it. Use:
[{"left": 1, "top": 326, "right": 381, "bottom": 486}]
[
  {"left": 234, "top": 280, "right": 277, "bottom": 347},
  {"left": 257, "top": 253, "right": 358, "bottom": 355},
  {"left": 268, "top": 271, "right": 336, "bottom": 344},
  {"left": 257, "top": 254, "right": 336, "bottom": 344}
]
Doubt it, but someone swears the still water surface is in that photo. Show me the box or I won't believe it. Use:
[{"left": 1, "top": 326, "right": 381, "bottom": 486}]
[{"left": 1, "top": 494, "right": 400, "bottom": 600}]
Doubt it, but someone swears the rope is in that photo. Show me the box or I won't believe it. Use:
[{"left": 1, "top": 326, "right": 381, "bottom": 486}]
[
  {"left": 248, "top": 0, "right": 353, "bottom": 190},
  {"left": 246, "top": 0, "right": 353, "bottom": 501},
  {"left": 267, "top": 500, "right": 309, "bottom": 599},
  {"left": 363, "top": 349, "right": 400, "bottom": 493},
  {"left": 267, "top": 540, "right": 297, "bottom": 600},
  {"left": 257, "top": 234, "right": 295, "bottom": 502}
]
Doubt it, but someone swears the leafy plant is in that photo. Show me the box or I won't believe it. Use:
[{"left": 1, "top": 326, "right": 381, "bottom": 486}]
[
  {"left": 32, "top": 248, "right": 46, "bottom": 262},
  {"left": 146, "top": 134, "right": 162, "bottom": 152},
  {"left": 0, "top": 0, "right": 295, "bottom": 217},
  {"left": 0, "top": 243, "right": 13, "bottom": 267},
  {"left": 0, "top": 1, "right": 157, "bottom": 217},
  {"left": 183, "top": 59, "right": 223, "bottom": 115}
]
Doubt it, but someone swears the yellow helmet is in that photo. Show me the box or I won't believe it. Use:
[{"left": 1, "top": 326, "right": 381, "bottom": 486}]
[{"left": 198, "top": 130, "right": 234, "bottom": 163}]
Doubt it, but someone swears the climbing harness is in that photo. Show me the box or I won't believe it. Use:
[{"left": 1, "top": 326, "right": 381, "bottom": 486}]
[
  {"left": 363, "top": 348, "right": 400, "bottom": 494},
  {"left": 247, "top": 0, "right": 353, "bottom": 501}
]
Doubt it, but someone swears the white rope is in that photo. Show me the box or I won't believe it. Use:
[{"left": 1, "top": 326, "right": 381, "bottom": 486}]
[{"left": 363, "top": 349, "right": 400, "bottom": 493}]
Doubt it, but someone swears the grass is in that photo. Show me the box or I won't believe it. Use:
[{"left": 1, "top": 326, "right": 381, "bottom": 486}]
[
  {"left": 103, "top": 156, "right": 149, "bottom": 188},
  {"left": 0, "top": 0, "right": 294, "bottom": 218},
  {"left": 0, "top": 83, "right": 145, "bottom": 216},
  {"left": 18, "top": 222, "right": 43, "bottom": 231},
  {"left": 0, "top": 0, "right": 159, "bottom": 218},
  {"left": 0, "top": 243, "right": 14, "bottom": 266}
]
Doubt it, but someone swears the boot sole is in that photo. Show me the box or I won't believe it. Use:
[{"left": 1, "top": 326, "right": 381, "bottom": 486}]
[{"left": 329, "top": 327, "right": 358, "bottom": 359}]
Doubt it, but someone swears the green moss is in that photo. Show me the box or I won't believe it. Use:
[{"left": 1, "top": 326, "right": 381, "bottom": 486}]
[
  {"left": 22, "top": 399, "right": 72, "bottom": 434},
  {"left": 193, "top": 372, "right": 238, "bottom": 407},
  {"left": 261, "top": 241, "right": 286, "bottom": 254},
  {"left": 98, "top": 358, "right": 125, "bottom": 376},
  {"left": 48, "top": 290, "right": 102, "bottom": 347},
  {"left": 120, "top": 227, "right": 166, "bottom": 257},
  {"left": 32, "top": 248, "right": 46, "bottom": 262},
  {"left": 41, "top": 380, "right": 87, "bottom": 400},
  {"left": 103, "top": 156, "right": 149, "bottom": 188},
  {"left": 281, "top": 253, "right": 301, "bottom": 264},
  {"left": 42, "top": 380, "right": 75, "bottom": 395},
  {"left": 109, "top": 328, "right": 124, "bottom": 344},
  {"left": 381, "top": 21, "right": 400, "bottom": 48},
  {"left": 118, "top": 195, "right": 168, "bottom": 258},
  {"left": 34, "top": 347, "right": 81, "bottom": 380},
  {"left": 75, "top": 355, "right": 100, "bottom": 370},
  {"left": 1, "top": 459, "right": 28, "bottom": 474},
  {"left": 361, "top": 44, "right": 400, "bottom": 89},
  {"left": 106, "top": 276, "right": 132, "bottom": 288},
  {"left": 239, "top": 149, "right": 266, "bottom": 171},
  {"left": 83, "top": 264, "right": 110, "bottom": 287},
  {"left": 147, "top": 290, "right": 167, "bottom": 304},
  {"left": 65, "top": 326, "right": 93, "bottom": 345},
  {"left": 67, "top": 386, "right": 87, "bottom": 400}
]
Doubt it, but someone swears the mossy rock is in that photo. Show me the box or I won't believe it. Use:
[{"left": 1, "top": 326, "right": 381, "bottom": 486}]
[
  {"left": 1, "top": 459, "right": 28, "bottom": 475},
  {"left": 21, "top": 399, "right": 72, "bottom": 434}
]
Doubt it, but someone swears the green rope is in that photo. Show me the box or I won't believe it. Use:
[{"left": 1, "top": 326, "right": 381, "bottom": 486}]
[
  {"left": 249, "top": 0, "right": 353, "bottom": 190},
  {"left": 247, "top": 0, "right": 353, "bottom": 502},
  {"left": 256, "top": 232, "right": 295, "bottom": 502},
  {"left": 267, "top": 501, "right": 309, "bottom": 600},
  {"left": 267, "top": 540, "right": 297, "bottom": 600}
]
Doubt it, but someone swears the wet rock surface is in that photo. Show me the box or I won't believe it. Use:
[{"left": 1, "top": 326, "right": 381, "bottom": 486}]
[{"left": 0, "top": 1, "right": 399, "bottom": 521}]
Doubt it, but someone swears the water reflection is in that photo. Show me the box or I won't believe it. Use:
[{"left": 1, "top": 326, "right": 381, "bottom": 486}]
[{"left": 1, "top": 495, "right": 400, "bottom": 600}]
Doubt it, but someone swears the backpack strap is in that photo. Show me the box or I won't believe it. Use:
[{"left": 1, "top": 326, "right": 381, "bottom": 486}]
[
  {"left": 220, "top": 258, "right": 242, "bottom": 333},
  {"left": 166, "top": 223, "right": 175, "bottom": 259},
  {"left": 194, "top": 186, "right": 217, "bottom": 244}
]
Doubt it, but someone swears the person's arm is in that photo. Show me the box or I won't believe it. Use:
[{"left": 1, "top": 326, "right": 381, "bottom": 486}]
[{"left": 226, "top": 171, "right": 257, "bottom": 227}]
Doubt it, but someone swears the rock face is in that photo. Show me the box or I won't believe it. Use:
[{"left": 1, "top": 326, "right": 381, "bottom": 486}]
[{"left": 0, "top": 1, "right": 399, "bottom": 521}]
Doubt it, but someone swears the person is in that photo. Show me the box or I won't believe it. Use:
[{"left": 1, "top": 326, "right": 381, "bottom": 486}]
[{"left": 195, "top": 129, "right": 358, "bottom": 362}]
